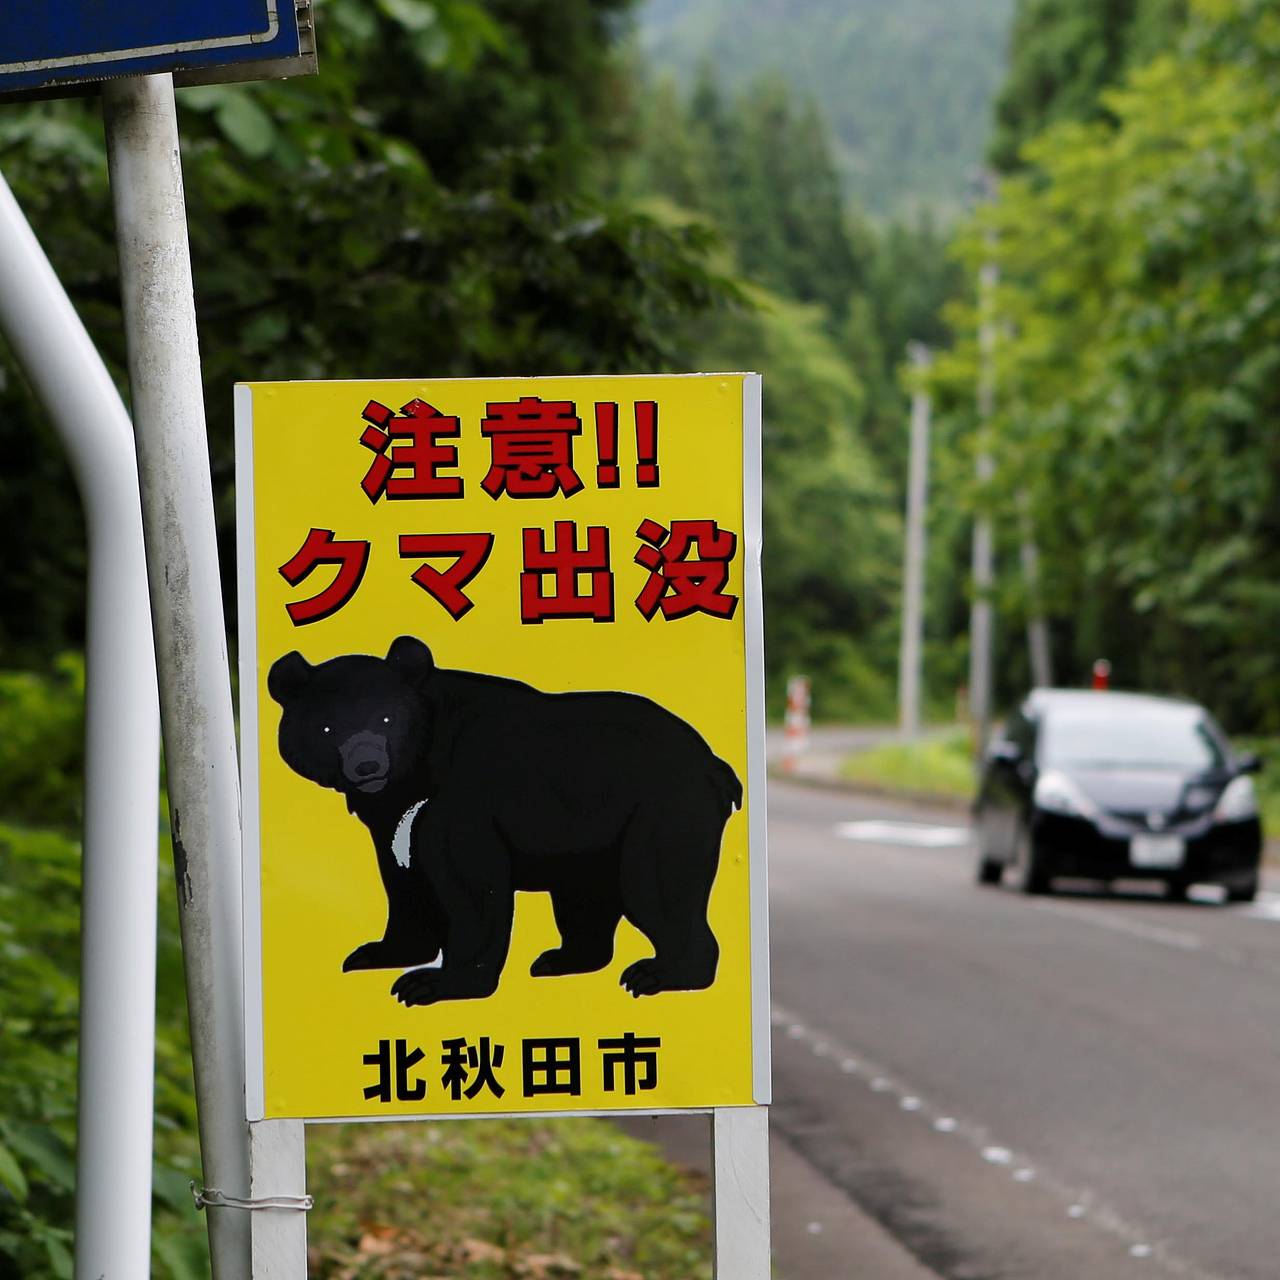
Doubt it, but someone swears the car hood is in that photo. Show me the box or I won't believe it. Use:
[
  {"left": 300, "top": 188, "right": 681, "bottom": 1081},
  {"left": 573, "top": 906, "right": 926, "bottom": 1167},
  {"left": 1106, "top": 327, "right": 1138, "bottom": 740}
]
[{"left": 1066, "top": 768, "right": 1198, "bottom": 815}]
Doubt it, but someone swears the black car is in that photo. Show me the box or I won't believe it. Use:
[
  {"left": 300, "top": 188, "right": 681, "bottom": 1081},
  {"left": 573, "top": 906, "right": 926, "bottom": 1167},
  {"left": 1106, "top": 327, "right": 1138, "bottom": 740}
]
[{"left": 974, "top": 689, "right": 1263, "bottom": 901}]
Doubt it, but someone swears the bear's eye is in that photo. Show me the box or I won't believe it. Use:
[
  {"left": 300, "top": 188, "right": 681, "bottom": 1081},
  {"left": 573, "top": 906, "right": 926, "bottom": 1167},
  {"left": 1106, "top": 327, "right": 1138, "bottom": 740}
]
[
  {"left": 382, "top": 716, "right": 392, "bottom": 725},
  {"left": 321, "top": 725, "right": 331, "bottom": 735}
]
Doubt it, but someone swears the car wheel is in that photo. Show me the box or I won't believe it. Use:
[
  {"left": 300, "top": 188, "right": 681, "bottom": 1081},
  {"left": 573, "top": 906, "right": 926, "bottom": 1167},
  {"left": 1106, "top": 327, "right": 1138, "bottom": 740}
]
[
  {"left": 1226, "top": 876, "right": 1259, "bottom": 904},
  {"left": 976, "top": 855, "right": 1003, "bottom": 886},
  {"left": 1013, "top": 822, "right": 1051, "bottom": 896},
  {"left": 973, "top": 806, "right": 1004, "bottom": 886}
]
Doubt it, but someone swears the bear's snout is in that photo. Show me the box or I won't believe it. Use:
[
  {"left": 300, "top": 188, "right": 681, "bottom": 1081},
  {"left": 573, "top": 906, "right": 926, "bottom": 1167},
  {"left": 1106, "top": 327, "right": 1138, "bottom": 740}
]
[{"left": 340, "top": 730, "right": 391, "bottom": 793}]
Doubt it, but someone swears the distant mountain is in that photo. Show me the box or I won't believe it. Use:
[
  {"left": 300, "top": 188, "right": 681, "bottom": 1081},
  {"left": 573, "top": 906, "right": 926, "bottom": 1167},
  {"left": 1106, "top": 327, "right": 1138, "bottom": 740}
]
[{"left": 636, "top": 0, "right": 1015, "bottom": 217}]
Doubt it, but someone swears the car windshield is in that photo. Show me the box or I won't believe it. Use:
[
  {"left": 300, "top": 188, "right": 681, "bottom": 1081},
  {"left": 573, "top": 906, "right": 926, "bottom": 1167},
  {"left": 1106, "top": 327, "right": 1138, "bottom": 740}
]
[{"left": 1039, "top": 708, "right": 1226, "bottom": 772}]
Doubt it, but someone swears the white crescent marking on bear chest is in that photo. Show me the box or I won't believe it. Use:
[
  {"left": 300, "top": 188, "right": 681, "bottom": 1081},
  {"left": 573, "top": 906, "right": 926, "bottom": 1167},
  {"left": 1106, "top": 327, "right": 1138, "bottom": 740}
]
[{"left": 392, "top": 799, "right": 428, "bottom": 870}]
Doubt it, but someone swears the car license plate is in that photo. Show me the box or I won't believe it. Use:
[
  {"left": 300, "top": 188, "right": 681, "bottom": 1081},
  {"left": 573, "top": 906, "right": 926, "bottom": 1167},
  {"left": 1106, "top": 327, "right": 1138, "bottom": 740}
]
[{"left": 1130, "top": 834, "right": 1185, "bottom": 869}]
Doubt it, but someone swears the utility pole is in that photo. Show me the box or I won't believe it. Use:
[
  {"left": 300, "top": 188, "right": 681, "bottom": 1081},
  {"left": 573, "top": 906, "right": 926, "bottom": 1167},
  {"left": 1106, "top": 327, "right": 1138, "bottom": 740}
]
[
  {"left": 970, "top": 248, "right": 997, "bottom": 758},
  {"left": 898, "top": 342, "right": 931, "bottom": 738},
  {"left": 1019, "top": 493, "right": 1053, "bottom": 687}
]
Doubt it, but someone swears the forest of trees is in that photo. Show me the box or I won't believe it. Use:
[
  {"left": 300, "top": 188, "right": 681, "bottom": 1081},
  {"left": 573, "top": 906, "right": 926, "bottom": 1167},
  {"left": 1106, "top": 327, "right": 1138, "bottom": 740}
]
[
  {"left": 639, "top": 0, "right": 1015, "bottom": 216},
  {"left": 937, "top": 0, "right": 1280, "bottom": 728},
  {"left": 0, "top": 0, "right": 970, "bottom": 723}
]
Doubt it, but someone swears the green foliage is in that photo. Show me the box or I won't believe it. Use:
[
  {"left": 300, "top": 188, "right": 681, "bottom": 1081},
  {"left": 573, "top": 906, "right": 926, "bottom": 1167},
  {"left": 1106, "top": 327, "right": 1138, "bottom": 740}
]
[
  {"left": 0, "top": 656, "right": 85, "bottom": 830},
  {"left": 0, "top": 0, "right": 731, "bottom": 665},
  {"left": 989, "top": 0, "right": 1188, "bottom": 171},
  {"left": 696, "top": 288, "right": 902, "bottom": 720},
  {"left": 626, "top": 69, "right": 972, "bottom": 717},
  {"left": 936, "top": 0, "right": 1280, "bottom": 729},
  {"left": 0, "top": 665, "right": 204, "bottom": 1279},
  {"left": 626, "top": 77, "right": 906, "bottom": 715},
  {"left": 638, "top": 0, "right": 1015, "bottom": 215}
]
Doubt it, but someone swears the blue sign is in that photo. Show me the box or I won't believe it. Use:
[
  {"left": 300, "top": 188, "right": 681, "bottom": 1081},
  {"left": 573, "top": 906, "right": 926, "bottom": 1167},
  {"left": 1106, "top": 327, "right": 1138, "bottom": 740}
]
[{"left": 0, "top": 1, "right": 306, "bottom": 96}]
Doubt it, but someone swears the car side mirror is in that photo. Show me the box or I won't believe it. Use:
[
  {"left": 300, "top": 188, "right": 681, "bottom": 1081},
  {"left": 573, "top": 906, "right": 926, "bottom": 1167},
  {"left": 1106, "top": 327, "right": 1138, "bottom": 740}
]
[
  {"left": 987, "top": 740, "right": 1022, "bottom": 767},
  {"left": 1236, "top": 752, "right": 1263, "bottom": 775}
]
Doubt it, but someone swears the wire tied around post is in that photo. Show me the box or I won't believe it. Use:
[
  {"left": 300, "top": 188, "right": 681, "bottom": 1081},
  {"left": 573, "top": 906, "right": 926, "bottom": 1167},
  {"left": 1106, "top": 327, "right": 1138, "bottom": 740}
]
[{"left": 190, "top": 1182, "right": 313, "bottom": 1212}]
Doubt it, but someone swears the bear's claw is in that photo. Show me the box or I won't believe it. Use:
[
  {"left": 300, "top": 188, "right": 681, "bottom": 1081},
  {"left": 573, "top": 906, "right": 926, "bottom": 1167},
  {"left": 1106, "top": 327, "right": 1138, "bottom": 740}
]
[
  {"left": 391, "top": 970, "right": 442, "bottom": 1006},
  {"left": 620, "top": 958, "right": 666, "bottom": 997},
  {"left": 530, "top": 946, "right": 612, "bottom": 977}
]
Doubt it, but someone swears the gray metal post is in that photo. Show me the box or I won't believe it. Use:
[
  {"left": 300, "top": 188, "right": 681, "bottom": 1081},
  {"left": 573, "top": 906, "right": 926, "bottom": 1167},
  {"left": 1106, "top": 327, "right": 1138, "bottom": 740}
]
[
  {"left": 0, "top": 171, "right": 161, "bottom": 1280},
  {"left": 969, "top": 255, "right": 997, "bottom": 758},
  {"left": 712, "top": 1107, "right": 771, "bottom": 1278},
  {"left": 1019, "top": 492, "right": 1053, "bottom": 688},
  {"left": 101, "top": 74, "right": 251, "bottom": 1278},
  {"left": 249, "top": 1121, "right": 309, "bottom": 1277},
  {"left": 898, "top": 343, "right": 931, "bottom": 738}
]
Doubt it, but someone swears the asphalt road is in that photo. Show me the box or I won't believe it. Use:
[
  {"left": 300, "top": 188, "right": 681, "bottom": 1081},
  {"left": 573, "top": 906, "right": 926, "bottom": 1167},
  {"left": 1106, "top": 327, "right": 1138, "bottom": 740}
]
[{"left": 768, "top": 777, "right": 1280, "bottom": 1280}]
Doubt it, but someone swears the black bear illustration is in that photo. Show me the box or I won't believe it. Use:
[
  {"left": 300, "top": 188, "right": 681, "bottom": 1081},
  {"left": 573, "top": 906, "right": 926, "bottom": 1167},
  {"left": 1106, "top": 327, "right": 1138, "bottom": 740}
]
[{"left": 268, "top": 636, "right": 742, "bottom": 1006}]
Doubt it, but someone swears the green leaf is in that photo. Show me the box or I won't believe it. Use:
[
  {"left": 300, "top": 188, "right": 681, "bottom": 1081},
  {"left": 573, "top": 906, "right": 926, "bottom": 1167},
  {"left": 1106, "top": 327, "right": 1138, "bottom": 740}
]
[
  {"left": 376, "top": 0, "right": 438, "bottom": 33},
  {"left": 153, "top": 1231, "right": 209, "bottom": 1280},
  {"left": 213, "top": 93, "right": 277, "bottom": 159},
  {"left": 0, "top": 1139, "right": 28, "bottom": 1202},
  {"left": 44, "top": 1233, "right": 72, "bottom": 1280},
  {"left": 3, "top": 1123, "right": 74, "bottom": 1193}
]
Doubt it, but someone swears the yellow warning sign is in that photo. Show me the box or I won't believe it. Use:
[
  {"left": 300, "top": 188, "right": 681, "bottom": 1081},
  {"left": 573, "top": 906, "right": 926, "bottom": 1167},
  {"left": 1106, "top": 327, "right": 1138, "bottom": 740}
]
[{"left": 236, "top": 374, "right": 767, "bottom": 1120}]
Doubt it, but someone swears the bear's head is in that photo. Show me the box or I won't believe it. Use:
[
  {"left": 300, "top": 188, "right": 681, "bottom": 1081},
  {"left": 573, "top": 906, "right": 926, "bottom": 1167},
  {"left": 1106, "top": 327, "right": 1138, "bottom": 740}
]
[{"left": 268, "top": 635, "right": 436, "bottom": 801}]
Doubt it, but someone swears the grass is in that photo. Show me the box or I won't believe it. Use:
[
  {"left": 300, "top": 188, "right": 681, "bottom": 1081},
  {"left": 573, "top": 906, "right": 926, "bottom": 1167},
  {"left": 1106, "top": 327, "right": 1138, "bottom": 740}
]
[
  {"left": 305, "top": 1117, "right": 710, "bottom": 1279},
  {"left": 840, "top": 728, "right": 975, "bottom": 802}
]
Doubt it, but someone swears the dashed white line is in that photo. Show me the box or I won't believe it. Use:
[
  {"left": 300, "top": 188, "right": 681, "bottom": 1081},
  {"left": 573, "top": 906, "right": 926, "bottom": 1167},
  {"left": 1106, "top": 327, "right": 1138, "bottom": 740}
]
[
  {"left": 772, "top": 1002, "right": 1226, "bottom": 1280},
  {"left": 1033, "top": 899, "right": 1204, "bottom": 952},
  {"left": 1236, "top": 890, "right": 1280, "bottom": 922}
]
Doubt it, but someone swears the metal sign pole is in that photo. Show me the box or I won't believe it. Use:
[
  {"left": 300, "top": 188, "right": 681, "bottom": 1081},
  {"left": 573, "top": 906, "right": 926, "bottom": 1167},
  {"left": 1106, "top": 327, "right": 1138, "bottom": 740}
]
[
  {"left": 101, "top": 72, "right": 251, "bottom": 1279},
  {"left": 248, "top": 1121, "right": 309, "bottom": 1278},
  {"left": 712, "top": 1107, "right": 771, "bottom": 1278},
  {"left": 0, "top": 169, "right": 161, "bottom": 1280}
]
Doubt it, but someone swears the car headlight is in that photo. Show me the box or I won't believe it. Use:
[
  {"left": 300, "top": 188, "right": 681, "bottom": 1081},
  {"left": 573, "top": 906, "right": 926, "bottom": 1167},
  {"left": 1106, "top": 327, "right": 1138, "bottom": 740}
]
[
  {"left": 1034, "top": 770, "right": 1099, "bottom": 819},
  {"left": 1214, "top": 775, "right": 1258, "bottom": 822}
]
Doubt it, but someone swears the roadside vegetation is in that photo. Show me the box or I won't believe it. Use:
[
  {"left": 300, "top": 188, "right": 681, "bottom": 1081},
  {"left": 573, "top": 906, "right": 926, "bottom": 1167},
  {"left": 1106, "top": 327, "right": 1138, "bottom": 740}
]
[
  {"left": 0, "top": 664, "right": 709, "bottom": 1278},
  {"left": 840, "top": 730, "right": 974, "bottom": 803},
  {"left": 306, "top": 1119, "right": 707, "bottom": 1279}
]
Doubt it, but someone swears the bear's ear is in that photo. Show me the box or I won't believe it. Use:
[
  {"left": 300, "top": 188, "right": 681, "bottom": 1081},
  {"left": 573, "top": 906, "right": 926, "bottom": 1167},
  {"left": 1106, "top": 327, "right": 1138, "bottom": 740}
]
[
  {"left": 386, "top": 635, "right": 435, "bottom": 685},
  {"left": 267, "top": 651, "right": 312, "bottom": 705}
]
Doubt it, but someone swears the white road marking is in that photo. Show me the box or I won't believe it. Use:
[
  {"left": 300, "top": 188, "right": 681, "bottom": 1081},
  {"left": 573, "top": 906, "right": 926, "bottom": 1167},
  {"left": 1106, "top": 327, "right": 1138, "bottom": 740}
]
[
  {"left": 1235, "top": 891, "right": 1280, "bottom": 922},
  {"left": 835, "top": 819, "right": 971, "bottom": 848},
  {"left": 771, "top": 1001, "right": 1227, "bottom": 1280},
  {"left": 1033, "top": 900, "right": 1204, "bottom": 952}
]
